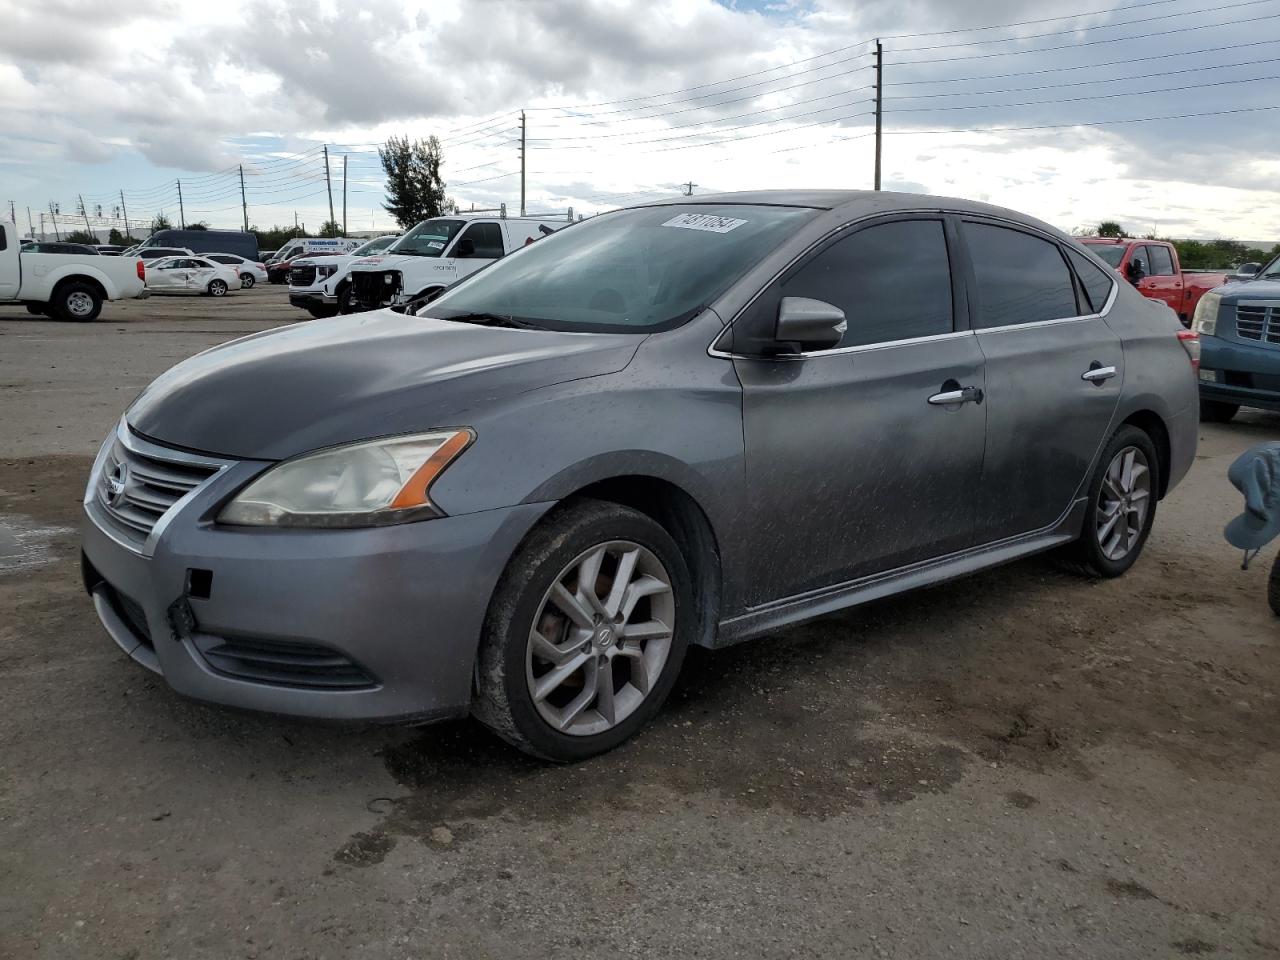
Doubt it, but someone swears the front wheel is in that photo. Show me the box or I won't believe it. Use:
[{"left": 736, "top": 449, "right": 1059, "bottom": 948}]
[
  {"left": 207, "top": 279, "right": 228, "bottom": 297},
  {"left": 240, "top": 273, "right": 255, "bottom": 289},
  {"left": 473, "top": 499, "right": 692, "bottom": 762},
  {"left": 1062, "top": 425, "right": 1159, "bottom": 578},
  {"left": 1199, "top": 399, "right": 1239, "bottom": 423}
]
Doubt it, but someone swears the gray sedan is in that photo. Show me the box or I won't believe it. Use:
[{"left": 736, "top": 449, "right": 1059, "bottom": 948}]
[{"left": 81, "top": 191, "right": 1199, "bottom": 761}]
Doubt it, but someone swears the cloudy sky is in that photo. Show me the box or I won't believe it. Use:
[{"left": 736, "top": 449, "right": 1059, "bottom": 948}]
[{"left": 3, "top": 0, "right": 1279, "bottom": 240}]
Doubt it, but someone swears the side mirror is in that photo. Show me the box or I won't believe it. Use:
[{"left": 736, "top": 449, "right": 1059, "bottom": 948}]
[
  {"left": 775, "top": 297, "right": 847, "bottom": 352},
  {"left": 1237, "top": 262, "right": 1261, "bottom": 279},
  {"left": 455, "top": 237, "right": 476, "bottom": 258},
  {"left": 1126, "top": 257, "right": 1146, "bottom": 283}
]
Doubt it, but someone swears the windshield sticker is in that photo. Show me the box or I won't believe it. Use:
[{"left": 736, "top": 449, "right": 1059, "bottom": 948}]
[
  {"left": 661, "top": 213, "right": 748, "bottom": 234},
  {"left": 426, "top": 240, "right": 445, "bottom": 250}
]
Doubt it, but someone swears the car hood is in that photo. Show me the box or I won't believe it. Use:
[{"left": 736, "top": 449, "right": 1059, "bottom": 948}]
[
  {"left": 351, "top": 253, "right": 437, "bottom": 271},
  {"left": 293, "top": 255, "right": 354, "bottom": 268},
  {"left": 1216, "top": 278, "right": 1280, "bottom": 301},
  {"left": 126, "top": 311, "right": 642, "bottom": 460}
]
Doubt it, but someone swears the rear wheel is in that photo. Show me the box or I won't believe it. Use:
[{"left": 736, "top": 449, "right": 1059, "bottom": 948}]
[
  {"left": 1199, "top": 399, "right": 1239, "bottom": 423},
  {"left": 240, "top": 273, "right": 255, "bottom": 289},
  {"left": 207, "top": 279, "right": 228, "bottom": 297},
  {"left": 1062, "top": 425, "right": 1159, "bottom": 578},
  {"left": 52, "top": 282, "right": 102, "bottom": 322},
  {"left": 473, "top": 499, "right": 691, "bottom": 761}
]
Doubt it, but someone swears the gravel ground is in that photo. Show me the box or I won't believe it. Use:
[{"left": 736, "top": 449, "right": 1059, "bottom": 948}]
[{"left": 1, "top": 288, "right": 1277, "bottom": 959}]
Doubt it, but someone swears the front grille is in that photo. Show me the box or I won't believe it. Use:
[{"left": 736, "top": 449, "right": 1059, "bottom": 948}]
[
  {"left": 1234, "top": 302, "right": 1280, "bottom": 344},
  {"left": 351, "top": 269, "right": 401, "bottom": 308},
  {"left": 195, "top": 635, "right": 377, "bottom": 690},
  {"left": 97, "top": 432, "right": 222, "bottom": 548},
  {"left": 289, "top": 265, "right": 317, "bottom": 286}
]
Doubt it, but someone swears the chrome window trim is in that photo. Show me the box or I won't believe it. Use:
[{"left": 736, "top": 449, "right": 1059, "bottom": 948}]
[{"left": 705, "top": 207, "right": 1115, "bottom": 362}]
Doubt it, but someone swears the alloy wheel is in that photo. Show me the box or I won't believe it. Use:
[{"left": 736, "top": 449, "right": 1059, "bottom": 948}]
[
  {"left": 66, "top": 292, "right": 94, "bottom": 317},
  {"left": 525, "top": 540, "right": 675, "bottom": 737},
  {"left": 1095, "top": 445, "right": 1151, "bottom": 561}
]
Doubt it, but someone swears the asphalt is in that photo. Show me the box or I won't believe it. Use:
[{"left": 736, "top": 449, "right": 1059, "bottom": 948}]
[{"left": 1, "top": 286, "right": 1277, "bottom": 959}]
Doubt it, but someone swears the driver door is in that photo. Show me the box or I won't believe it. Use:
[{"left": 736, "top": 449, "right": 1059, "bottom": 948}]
[{"left": 727, "top": 215, "right": 988, "bottom": 605}]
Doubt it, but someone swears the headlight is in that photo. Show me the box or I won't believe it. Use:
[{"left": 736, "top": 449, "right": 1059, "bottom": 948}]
[
  {"left": 316, "top": 264, "right": 338, "bottom": 279},
  {"left": 218, "top": 429, "right": 473, "bottom": 527},
  {"left": 1193, "top": 292, "right": 1222, "bottom": 336}
]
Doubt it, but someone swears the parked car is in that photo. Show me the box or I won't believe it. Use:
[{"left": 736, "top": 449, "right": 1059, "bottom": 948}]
[
  {"left": 269, "top": 237, "right": 365, "bottom": 268},
  {"left": 145, "top": 256, "right": 240, "bottom": 297},
  {"left": 24, "top": 242, "right": 100, "bottom": 255},
  {"left": 125, "top": 245, "right": 194, "bottom": 263},
  {"left": 1078, "top": 238, "right": 1227, "bottom": 326},
  {"left": 80, "top": 191, "right": 1198, "bottom": 761},
  {"left": 145, "top": 229, "right": 259, "bottom": 261},
  {"left": 288, "top": 234, "right": 401, "bottom": 317},
  {"left": 259, "top": 248, "right": 277, "bottom": 262},
  {"left": 204, "top": 253, "right": 268, "bottom": 288},
  {"left": 0, "top": 222, "right": 147, "bottom": 321},
  {"left": 94, "top": 245, "right": 126, "bottom": 256},
  {"left": 1192, "top": 253, "right": 1280, "bottom": 421},
  {"left": 348, "top": 214, "right": 570, "bottom": 311}
]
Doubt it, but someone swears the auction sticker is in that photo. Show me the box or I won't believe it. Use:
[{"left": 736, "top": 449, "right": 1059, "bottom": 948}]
[{"left": 662, "top": 213, "right": 748, "bottom": 234}]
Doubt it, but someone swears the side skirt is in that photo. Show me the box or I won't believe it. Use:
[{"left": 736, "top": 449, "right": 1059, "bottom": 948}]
[{"left": 713, "top": 498, "right": 1087, "bottom": 648}]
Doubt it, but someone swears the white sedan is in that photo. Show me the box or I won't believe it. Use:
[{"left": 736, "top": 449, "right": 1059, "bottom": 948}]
[
  {"left": 204, "top": 252, "right": 269, "bottom": 288},
  {"left": 145, "top": 256, "right": 240, "bottom": 297}
]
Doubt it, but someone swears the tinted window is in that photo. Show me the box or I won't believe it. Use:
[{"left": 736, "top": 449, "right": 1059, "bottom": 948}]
[
  {"left": 1085, "top": 244, "right": 1125, "bottom": 268},
  {"left": 963, "top": 222, "right": 1079, "bottom": 327},
  {"left": 456, "top": 222, "right": 505, "bottom": 259},
  {"left": 1148, "top": 244, "right": 1175, "bottom": 276},
  {"left": 208, "top": 255, "right": 237, "bottom": 264},
  {"left": 779, "top": 219, "right": 953, "bottom": 348},
  {"left": 1066, "top": 248, "right": 1116, "bottom": 314}
]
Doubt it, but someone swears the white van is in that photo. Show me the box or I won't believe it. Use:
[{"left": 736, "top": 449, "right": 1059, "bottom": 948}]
[
  {"left": 269, "top": 237, "right": 364, "bottom": 264},
  {"left": 347, "top": 212, "right": 574, "bottom": 312}
]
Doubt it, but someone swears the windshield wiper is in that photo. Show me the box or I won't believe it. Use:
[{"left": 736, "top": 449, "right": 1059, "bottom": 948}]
[{"left": 442, "top": 311, "right": 540, "bottom": 330}]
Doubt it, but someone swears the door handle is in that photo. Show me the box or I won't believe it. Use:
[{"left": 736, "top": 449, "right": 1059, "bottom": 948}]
[
  {"left": 928, "top": 385, "right": 983, "bottom": 406},
  {"left": 1081, "top": 364, "right": 1118, "bottom": 383}
]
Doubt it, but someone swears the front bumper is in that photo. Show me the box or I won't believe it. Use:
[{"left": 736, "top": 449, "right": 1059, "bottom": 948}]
[
  {"left": 80, "top": 442, "right": 551, "bottom": 722},
  {"left": 1199, "top": 335, "right": 1280, "bottom": 411},
  {"left": 288, "top": 291, "right": 336, "bottom": 310}
]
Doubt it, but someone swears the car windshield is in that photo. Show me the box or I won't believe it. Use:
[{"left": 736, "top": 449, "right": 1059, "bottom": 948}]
[
  {"left": 351, "top": 236, "right": 396, "bottom": 257},
  {"left": 1083, "top": 244, "right": 1125, "bottom": 268},
  {"left": 390, "top": 219, "right": 464, "bottom": 257},
  {"left": 426, "top": 204, "right": 816, "bottom": 333},
  {"left": 1258, "top": 254, "right": 1280, "bottom": 280}
]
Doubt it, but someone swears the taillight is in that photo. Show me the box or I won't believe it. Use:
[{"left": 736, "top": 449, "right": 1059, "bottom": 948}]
[
  {"left": 136, "top": 259, "right": 145, "bottom": 282},
  {"left": 1176, "top": 329, "right": 1200, "bottom": 373}
]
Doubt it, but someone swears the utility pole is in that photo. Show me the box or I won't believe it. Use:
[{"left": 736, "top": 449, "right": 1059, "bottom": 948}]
[
  {"left": 78, "top": 194, "right": 93, "bottom": 238},
  {"left": 239, "top": 164, "right": 249, "bottom": 232},
  {"left": 519, "top": 110, "right": 526, "bottom": 217},
  {"left": 7, "top": 200, "right": 13, "bottom": 223},
  {"left": 323, "top": 145, "right": 335, "bottom": 235},
  {"left": 682, "top": 181, "right": 695, "bottom": 196},
  {"left": 342, "top": 154, "right": 348, "bottom": 236},
  {"left": 873, "top": 39, "right": 883, "bottom": 191},
  {"left": 177, "top": 179, "right": 186, "bottom": 228},
  {"left": 48, "top": 202, "right": 61, "bottom": 240},
  {"left": 39, "top": 212, "right": 45, "bottom": 240},
  {"left": 119, "top": 190, "right": 129, "bottom": 240},
  {"left": 27, "top": 206, "right": 34, "bottom": 240}
]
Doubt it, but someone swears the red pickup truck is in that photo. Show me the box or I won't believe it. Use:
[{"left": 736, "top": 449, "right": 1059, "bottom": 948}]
[{"left": 1078, "top": 238, "right": 1227, "bottom": 326}]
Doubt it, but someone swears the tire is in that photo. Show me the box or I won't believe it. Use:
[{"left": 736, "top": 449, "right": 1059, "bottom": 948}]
[
  {"left": 473, "top": 499, "right": 692, "bottom": 762},
  {"left": 1062, "top": 425, "right": 1160, "bottom": 578},
  {"left": 240, "top": 273, "right": 255, "bottom": 289},
  {"left": 336, "top": 283, "right": 356, "bottom": 314},
  {"left": 52, "top": 282, "right": 102, "bottom": 322},
  {"left": 306, "top": 306, "right": 338, "bottom": 319},
  {"left": 207, "top": 279, "right": 228, "bottom": 297},
  {"left": 1199, "top": 399, "right": 1239, "bottom": 423},
  {"left": 1268, "top": 555, "right": 1280, "bottom": 617}
]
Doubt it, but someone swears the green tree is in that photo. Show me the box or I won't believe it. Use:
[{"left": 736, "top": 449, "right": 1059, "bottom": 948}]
[
  {"left": 250, "top": 223, "right": 310, "bottom": 251},
  {"left": 1096, "top": 221, "right": 1128, "bottom": 239},
  {"left": 379, "top": 134, "right": 452, "bottom": 228},
  {"left": 185, "top": 221, "right": 209, "bottom": 231},
  {"left": 319, "top": 219, "right": 341, "bottom": 237},
  {"left": 107, "top": 228, "right": 142, "bottom": 246},
  {"left": 149, "top": 214, "right": 172, "bottom": 233},
  {"left": 64, "top": 229, "right": 97, "bottom": 245}
]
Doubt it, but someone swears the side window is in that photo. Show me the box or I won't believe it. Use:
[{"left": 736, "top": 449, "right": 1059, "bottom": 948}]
[
  {"left": 962, "top": 222, "right": 1079, "bottom": 327},
  {"left": 1148, "top": 244, "right": 1175, "bottom": 276},
  {"left": 0, "top": 229, "right": 6, "bottom": 252},
  {"left": 1127, "top": 245, "right": 1149, "bottom": 273},
  {"left": 778, "top": 219, "right": 954, "bottom": 349},
  {"left": 456, "top": 222, "right": 505, "bottom": 259},
  {"left": 1066, "top": 247, "right": 1116, "bottom": 314}
]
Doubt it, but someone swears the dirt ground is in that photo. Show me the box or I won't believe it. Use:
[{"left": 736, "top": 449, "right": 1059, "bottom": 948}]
[{"left": 1, "top": 288, "right": 1277, "bottom": 959}]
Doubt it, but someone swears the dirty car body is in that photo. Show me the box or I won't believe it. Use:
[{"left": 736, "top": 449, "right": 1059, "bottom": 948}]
[{"left": 81, "top": 190, "right": 1198, "bottom": 759}]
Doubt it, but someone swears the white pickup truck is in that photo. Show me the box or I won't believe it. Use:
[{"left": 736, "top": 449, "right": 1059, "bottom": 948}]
[
  {"left": 287, "top": 234, "right": 400, "bottom": 318},
  {"left": 0, "top": 222, "right": 148, "bottom": 321},
  {"left": 347, "top": 213, "right": 573, "bottom": 312}
]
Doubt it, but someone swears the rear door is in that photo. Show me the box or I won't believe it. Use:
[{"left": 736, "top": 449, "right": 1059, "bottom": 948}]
[
  {"left": 731, "top": 215, "right": 988, "bottom": 603},
  {"left": 959, "top": 219, "right": 1123, "bottom": 541}
]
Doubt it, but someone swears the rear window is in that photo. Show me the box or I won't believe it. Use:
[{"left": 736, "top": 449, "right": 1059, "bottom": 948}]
[
  {"left": 963, "top": 222, "right": 1079, "bottom": 328},
  {"left": 1066, "top": 248, "right": 1117, "bottom": 314}
]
